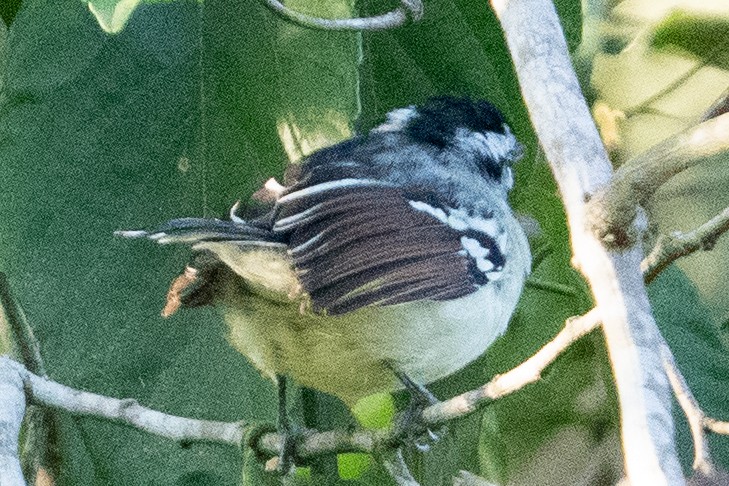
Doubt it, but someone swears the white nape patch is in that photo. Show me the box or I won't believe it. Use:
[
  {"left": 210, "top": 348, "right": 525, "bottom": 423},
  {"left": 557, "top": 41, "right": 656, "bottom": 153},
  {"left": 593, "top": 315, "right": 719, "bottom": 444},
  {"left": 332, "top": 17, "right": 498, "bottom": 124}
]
[
  {"left": 276, "top": 178, "right": 390, "bottom": 205},
  {"left": 457, "top": 124, "right": 521, "bottom": 164},
  {"left": 372, "top": 106, "right": 417, "bottom": 133}
]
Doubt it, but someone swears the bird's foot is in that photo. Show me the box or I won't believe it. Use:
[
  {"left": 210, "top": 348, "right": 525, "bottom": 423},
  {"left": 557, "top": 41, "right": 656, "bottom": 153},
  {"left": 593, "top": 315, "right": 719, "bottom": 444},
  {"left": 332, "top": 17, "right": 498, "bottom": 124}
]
[
  {"left": 274, "top": 375, "right": 300, "bottom": 475},
  {"left": 271, "top": 425, "right": 301, "bottom": 475},
  {"left": 391, "top": 370, "right": 445, "bottom": 452}
]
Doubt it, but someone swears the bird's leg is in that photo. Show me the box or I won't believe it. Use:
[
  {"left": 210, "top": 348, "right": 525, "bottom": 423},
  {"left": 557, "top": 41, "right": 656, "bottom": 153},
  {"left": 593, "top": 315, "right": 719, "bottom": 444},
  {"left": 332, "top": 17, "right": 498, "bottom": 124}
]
[
  {"left": 391, "top": 369, "right": 443, "bottom": 452},
  {"left": 276, "top": 375, "right": 298, "bottom": 475}
]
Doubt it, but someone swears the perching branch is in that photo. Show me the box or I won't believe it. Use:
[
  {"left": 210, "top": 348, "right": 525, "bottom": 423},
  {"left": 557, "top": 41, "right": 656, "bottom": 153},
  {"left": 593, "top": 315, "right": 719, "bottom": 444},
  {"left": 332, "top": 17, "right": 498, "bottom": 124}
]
[
  {"left": 705, "top": 419, "right": 729, "bottom": 436},
  {"left": 587, "top": 113, "right": 729, "bottom": 249},
  {"left": 0, "top": 358, "right": 26, "bottom": 486},
  {"left": 490, "top": 0, "right": 682, "bottom": 483},
  {"left": 0, "top": 357, "right": 246, "bottom": 448},
  {"left": 642, "top": 206, "right": 729, "bottom": 284},
  {"left": 260, "top": 0, "right": 422, "bottom": 31}
]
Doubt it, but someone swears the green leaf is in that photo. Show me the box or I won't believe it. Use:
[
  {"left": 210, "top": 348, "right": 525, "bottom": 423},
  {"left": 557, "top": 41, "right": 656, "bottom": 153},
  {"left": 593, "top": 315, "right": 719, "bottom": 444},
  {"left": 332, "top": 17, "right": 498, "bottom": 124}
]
[
  {"left": 652, "top": 10, "right": 729, "bottom": 70},
  {"left": 0, "top": 0, "right": 22, "bottom": 27},
  {"left": 1, "top": 0, "right": 359, "bottom": 483},
  {"left": 86, "top": 0, "right": 142, "bottom": 34}
]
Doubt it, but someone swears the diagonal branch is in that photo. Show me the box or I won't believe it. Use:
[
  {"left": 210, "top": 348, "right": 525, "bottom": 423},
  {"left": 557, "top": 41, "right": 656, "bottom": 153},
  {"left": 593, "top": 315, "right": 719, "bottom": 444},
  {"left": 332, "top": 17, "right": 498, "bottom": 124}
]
[
  {"left": 0, "top": 357, "right": 246, "bottom": 447},
  {"left": 0, "top": 310, "right": 600, "bottom": 483},
  {"left": 587, "top": 113, "right": 729, "bottom": 249},
  {"left": 661, "top": 344, "right": 714, "bottom": 476},
  {"left": 490, "top": 0, "right": 682, "bottom": 483},
  {"left": 643, "top": 206, "right": 729, "bottom": 284}
]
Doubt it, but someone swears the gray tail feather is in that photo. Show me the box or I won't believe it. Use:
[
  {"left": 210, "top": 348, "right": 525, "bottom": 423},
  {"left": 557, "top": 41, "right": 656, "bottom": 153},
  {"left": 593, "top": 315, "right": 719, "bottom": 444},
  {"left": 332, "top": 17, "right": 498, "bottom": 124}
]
[{"left": 115, "top": 217, "right": 281, "bottom": 245}]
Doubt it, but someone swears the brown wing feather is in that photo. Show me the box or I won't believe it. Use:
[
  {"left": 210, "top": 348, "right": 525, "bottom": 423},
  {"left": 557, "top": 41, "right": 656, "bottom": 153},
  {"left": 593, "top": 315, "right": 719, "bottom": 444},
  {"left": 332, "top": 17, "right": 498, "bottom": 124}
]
[{"left": 274, "top": 185, "right": 478, "bottom": 315}]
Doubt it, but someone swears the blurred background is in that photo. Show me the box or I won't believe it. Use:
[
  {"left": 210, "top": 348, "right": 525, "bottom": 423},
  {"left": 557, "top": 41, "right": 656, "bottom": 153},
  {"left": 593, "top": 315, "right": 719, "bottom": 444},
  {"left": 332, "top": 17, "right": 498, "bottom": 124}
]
[{"left": 0, "top": 0, "right": 727, "bottom": 484}]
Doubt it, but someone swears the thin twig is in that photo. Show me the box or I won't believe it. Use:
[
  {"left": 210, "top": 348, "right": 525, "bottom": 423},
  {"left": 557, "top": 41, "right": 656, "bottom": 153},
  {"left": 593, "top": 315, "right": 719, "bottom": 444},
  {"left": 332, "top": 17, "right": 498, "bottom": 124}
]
[
  {"left": 704, "top": 419, "right": 729, "bottom": 436},
  {"left": 0, "top": 273, "right": 46, "bottom": 376},
  {"left": 0, "top": 308, "right": 599, "bottom": 475},
  {"left": 642, "top": 207, "right": 729, "bottom": 284},
  {"left": 0, "top": 272, "right": 56, "bottom": 486},
  {"left": 661, "top": 344, "right": 714, "bottom": 476},
  {"left": 0, "top": 357, "right": 246, "bottom": 446},
  {"left": 261, "top": 0, "right": 422, "bottom": 31},
  {"left": 587, "top": 113, "right": 729, "bottom": 248},
  {"left": 422, "top": 310, "right": 600, "bottom": 423}
]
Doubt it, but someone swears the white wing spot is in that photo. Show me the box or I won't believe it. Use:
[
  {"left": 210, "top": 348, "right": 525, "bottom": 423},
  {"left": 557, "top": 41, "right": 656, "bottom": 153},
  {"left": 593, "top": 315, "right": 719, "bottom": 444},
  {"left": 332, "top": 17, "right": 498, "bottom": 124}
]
[
  {"left": 461, "top": 236, "right": 489, "bottom": 259},
  {"left": 408, "top": 201, "right": 449, "bottom": 223},
  {"left": 410, "top": 201, "right": 509, "bottom": 282}
]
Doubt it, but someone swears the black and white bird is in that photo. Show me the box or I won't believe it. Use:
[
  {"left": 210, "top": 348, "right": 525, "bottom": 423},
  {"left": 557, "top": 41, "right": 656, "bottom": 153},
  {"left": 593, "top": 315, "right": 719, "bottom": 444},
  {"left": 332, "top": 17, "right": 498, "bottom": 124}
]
[{"left": 119, "top": 96, "right": 530, "bottom": 442}]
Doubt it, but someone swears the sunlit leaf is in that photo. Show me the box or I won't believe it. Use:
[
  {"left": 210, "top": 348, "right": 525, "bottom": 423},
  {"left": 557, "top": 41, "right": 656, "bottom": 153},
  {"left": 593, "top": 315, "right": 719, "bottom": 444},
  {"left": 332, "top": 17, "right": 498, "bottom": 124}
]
[{"left": 86, "top": 0, "right": 142, "bottom": 34}]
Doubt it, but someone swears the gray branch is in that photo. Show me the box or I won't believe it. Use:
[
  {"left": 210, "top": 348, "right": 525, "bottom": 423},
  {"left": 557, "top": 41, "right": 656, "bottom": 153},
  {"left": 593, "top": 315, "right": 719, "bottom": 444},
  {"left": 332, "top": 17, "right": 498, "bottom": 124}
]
[
  {"left": 587, "top": 113, "right": 729, "bottom": 249},
  {"left": 643, "top": 207, "right": 729, "bottom": 284},
  {"left": 0, "top": 309, "right": 600, "bottom": 484},
  {"left": 489, "top": 0, "right": 683, "bottom": 482},
  {"left": 0, "top": 359, "right": 26, "bottom": 486},
  {"left": 661, "top": 345, "right": 715, "bottom": 476}
]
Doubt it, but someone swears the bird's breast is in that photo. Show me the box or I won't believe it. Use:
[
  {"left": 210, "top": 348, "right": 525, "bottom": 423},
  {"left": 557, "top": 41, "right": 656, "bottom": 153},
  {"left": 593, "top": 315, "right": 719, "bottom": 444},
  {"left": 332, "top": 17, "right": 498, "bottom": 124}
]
[{"left": 223, "top": 271, "right": 525, "bottom": 407}]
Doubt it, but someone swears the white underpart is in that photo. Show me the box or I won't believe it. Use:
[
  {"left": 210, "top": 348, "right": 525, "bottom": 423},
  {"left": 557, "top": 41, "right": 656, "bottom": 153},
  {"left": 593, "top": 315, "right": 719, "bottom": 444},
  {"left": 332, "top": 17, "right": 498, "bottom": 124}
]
[
  {"left": 224, "top": 269, "right": 526, "bottom": 407},
  {"left": 372, "top": 106, "right": 417, "bottom": 132}
]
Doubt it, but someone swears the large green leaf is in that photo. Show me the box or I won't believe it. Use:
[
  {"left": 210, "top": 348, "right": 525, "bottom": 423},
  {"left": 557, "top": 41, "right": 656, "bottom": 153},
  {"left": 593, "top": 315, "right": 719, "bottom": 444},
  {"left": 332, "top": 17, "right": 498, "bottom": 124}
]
[{"left": 1, "top": 0, "right": 358, "bottom": 483}]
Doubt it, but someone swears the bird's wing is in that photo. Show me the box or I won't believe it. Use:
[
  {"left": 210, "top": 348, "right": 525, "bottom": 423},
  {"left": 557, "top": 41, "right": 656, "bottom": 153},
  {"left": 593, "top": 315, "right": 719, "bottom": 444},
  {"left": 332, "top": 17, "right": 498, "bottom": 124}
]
[{"left": 273, "top": 179, "right": 506, "bottom": 315}]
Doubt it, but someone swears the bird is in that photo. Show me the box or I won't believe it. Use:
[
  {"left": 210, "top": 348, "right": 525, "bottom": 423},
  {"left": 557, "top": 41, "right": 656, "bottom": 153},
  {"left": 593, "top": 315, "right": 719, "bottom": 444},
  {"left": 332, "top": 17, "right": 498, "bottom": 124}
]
[{"left": 118, "top": 95, "right": 531, "bottom": 464}]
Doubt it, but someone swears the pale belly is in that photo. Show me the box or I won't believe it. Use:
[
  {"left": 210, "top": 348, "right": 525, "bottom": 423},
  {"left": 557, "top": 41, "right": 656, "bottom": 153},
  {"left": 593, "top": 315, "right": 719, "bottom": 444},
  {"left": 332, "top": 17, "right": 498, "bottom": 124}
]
[{"left": 223, "top": 278, "right": 522, "bottom": 408}]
